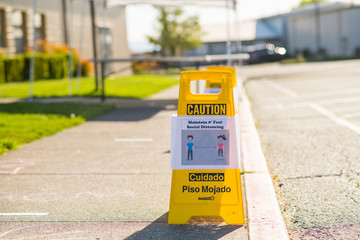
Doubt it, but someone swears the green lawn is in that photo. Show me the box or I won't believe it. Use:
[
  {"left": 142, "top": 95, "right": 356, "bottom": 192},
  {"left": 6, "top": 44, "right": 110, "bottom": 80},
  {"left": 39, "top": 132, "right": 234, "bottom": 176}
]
[
  {"left": 0, "top": 102, "right": 115, "bottom": 154},
  {"left": 0, "top": 75, "right": 178, "bottom": 154},
  {"left": 0, "top": 75, "right": 179, "bottom": 99}
]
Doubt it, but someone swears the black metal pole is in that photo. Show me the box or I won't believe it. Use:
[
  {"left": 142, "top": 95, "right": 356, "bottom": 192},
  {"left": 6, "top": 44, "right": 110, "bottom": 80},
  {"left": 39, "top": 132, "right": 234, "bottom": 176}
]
[
  {"left": 61, "top": 0, "right": 69, "bottom": 45},
  {"left": 315, "top": 2, "right": 321, "bottom": 58},
  {"left": 101, "top": 62, "right": 105, "bottom": 102},
  {"left": 89, "top": 0, "right": 99, "bottom": 91}
]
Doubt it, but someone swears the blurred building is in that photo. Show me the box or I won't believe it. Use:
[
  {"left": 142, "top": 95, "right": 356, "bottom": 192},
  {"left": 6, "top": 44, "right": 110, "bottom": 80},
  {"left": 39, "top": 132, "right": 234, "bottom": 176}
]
[
  {"left": 186, "top": 15, "right": 287, "bottom": 57},
  {"left": 188, "top": 2, "right": 360, "bottom": 60},
  {"left": 186, "top": 21, "right": 256, "bottom": 56},
  {"left": 0, "top": 0, "right": 131, "bottom": 74},
  {"left": 287, "top": 2, "right": 360, "bottom": 57}
]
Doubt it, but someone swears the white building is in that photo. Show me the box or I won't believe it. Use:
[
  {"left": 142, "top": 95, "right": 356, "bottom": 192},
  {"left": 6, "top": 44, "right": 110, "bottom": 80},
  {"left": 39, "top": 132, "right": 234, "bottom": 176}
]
[
  {"left": 186, "top": 14, "right": 288, "bottom": 58},
  {"left": 188, "top": 2, "right": 360, "bottom": 59},
  {"left": 287, "top": 2, "right": 360, "bottom": 57}
]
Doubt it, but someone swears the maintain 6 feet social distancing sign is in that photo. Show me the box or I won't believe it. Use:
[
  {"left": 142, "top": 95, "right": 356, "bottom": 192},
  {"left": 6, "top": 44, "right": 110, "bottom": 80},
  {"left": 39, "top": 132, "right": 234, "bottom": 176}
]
[{"left": 168, "top": 69, "right": 244, "bottom": 225}]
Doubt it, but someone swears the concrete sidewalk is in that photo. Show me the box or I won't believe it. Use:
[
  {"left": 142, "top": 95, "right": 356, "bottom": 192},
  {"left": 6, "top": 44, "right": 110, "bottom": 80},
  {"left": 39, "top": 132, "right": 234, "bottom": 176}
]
[{"left": 0, "top": 85, "right": 259, "bottom": 239}]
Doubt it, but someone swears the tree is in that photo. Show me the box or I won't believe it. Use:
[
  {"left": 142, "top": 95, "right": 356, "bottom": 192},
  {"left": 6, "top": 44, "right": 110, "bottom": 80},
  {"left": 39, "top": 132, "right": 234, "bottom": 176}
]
[
  {"left": 147, "top": 7, "right": 203, "bottom": 57},
  {"left": 299, "top": 0, "right": 325, "bottom": 7}
]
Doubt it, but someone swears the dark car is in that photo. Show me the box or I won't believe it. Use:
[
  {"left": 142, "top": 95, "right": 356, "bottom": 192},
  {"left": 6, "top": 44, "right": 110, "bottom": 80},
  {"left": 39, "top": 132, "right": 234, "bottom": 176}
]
[{"left": 245, "top": 43, "right": 287, "bottom": 64}]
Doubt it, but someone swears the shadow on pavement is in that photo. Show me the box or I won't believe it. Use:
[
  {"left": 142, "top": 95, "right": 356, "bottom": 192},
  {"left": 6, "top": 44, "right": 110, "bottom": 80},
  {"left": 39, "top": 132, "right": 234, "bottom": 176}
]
[
  {"left": 125, "top": 212, "right": 243, "bottom": 240},
  {"left": 94, "top": 107, "right": 164, "bottom": 122},
  {"left": 0, "top": 97, "right": 178, "bottom": 122},
  {"left": 93, "top": 99, "right": 178, "bottom": 122}
]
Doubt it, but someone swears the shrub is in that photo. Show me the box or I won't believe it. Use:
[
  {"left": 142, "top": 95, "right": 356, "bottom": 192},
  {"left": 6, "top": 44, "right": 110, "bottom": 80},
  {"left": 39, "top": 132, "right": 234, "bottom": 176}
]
[
  {"left": 0, "top": 52, "right": 86, "bottom": 83},
  {"left": 81, "top": 58, "right": 94, "bottom": 76},
  {"left": 3, "top": 55, "right": 25, "bottom": 82},
  {"left": 36, "top": 40, "right": 87, "bottom": 77},
  {"left": 23, "top": 53, "right": 50, "bottom": 80},
  {"left": 0, "top": 40, "right": 93, "bottom": 83},
  {"left": 132, "top": 61, "right": 158, "bottom": 74},
  {"left": 0, "top": 58, "right": 5, "bottom": 84},
  {"left": 302, "top": 48, "right": 313, "bottom": 59},
  {"left": 354, "top": 46, "right": 360, "bottom": 57},
  {"left": 48, "top": 53, "right": 68, "bottom": 79}
]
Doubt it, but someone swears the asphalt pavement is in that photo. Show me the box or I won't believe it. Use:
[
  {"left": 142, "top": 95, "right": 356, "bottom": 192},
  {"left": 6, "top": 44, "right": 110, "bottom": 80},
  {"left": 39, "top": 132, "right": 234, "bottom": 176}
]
[
  {"left": 0, "top": 85, "right": 249, "bottom": 239},
  {"left": 242, "top": 60, "right": 360, "bottom": 239},
  {"left": 1, "top": 60, "right": 360, "bottom": 239}
]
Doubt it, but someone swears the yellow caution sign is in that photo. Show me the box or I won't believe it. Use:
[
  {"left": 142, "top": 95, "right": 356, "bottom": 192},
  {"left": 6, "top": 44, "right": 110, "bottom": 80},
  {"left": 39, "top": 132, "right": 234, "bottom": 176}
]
[
  {"left": 169, "top": 70, "right": 244, "bottom": 225},
  {"left": 206, "top": 66, "right": 240, "bottom": 113},
  {"left": 169, "top": 169, "right": 244, "bottom": 224},
  {"left": 177, "top": 71, "right": 235, "bottom": 117},
  {"left": 206, "top": 66, "right": 237, "bottom": 88}
]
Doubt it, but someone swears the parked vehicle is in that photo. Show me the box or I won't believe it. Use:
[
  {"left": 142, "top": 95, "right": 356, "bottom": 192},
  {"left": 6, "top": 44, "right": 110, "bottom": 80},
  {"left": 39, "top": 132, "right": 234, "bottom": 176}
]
[{"left": 244, "top": 43, "right": 287, "bottom": 64}]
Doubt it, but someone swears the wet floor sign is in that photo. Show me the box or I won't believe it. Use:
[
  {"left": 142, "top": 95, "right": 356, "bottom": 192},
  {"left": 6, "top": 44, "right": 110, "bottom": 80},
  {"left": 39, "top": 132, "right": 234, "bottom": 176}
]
[
  {"left": 206, "top": 66, "right": 240, "bottom": 114},
  {"left": 168, "top": 70, "right": 245, "bottom": 225}
]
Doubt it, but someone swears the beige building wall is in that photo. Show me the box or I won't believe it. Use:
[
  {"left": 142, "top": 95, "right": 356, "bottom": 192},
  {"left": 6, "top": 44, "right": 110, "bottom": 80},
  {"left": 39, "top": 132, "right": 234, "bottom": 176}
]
[
  {"left": 286, "top": 4, "right": 360, "bottom": 57},
  {"left": 0, "top": 0, "right": 131, "bottom": 75}
]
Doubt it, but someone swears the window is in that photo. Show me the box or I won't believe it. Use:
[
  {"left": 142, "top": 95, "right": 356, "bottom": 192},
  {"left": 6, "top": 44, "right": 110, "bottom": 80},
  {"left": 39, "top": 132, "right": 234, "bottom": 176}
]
[
  {"left": 0, "top": 9, "right": 6, "bottom": 48},
  {"left": 209, "top": 42, "right": 227, "bottom": 55},
  {"left": 11, "top": 10, "right": 25, "bottom": 53},
  {"left": 35, "top": 13, "right": 46, "bottom": 41}
]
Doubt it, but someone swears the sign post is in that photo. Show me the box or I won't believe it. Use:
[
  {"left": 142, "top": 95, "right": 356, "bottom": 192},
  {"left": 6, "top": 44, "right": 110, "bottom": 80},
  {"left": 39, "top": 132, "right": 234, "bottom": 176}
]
[{"left": 168, "top": 70, "right": 244, "bottom": 225}]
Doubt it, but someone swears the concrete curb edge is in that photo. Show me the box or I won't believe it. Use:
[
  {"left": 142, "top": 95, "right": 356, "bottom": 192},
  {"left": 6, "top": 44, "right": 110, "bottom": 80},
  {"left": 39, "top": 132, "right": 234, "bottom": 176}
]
[{"left": 239, "top": 84, "right": 290, "bottom": 240}]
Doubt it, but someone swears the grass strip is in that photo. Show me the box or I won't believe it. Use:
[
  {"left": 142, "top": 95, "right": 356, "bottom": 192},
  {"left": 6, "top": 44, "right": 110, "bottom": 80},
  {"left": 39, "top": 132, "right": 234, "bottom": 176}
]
[
  {"left": 0, "top": 102, "right": 115, "bottom": 154},
  {"left": 0, "top": 75, "right": 179, "bottom": 99}
]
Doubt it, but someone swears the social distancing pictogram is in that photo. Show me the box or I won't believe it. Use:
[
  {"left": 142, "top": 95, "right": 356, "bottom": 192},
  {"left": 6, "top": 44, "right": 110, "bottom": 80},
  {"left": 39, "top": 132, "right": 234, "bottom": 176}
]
[{"left": 169, "top": 69, "right": 244, "bottom": 225}]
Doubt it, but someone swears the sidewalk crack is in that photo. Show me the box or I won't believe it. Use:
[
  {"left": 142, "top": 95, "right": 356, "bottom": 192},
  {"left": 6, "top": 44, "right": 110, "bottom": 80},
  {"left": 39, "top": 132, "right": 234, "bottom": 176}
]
[{"left": 284, "top": 172, "right": 342, "bottom": 180}]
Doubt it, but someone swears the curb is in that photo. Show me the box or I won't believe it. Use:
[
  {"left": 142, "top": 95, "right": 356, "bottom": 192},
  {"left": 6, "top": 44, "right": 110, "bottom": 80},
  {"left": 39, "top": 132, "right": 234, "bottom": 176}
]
[{"left": 239, "top": 85, "right": 290, "bottom": 240}]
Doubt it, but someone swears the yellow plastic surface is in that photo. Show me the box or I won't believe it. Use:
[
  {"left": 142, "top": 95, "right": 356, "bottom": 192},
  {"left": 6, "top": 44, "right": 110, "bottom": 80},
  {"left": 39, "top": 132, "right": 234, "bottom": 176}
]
[
  {"left": 168, "top": 169, "right": 245, "bottom": 225},
  {"left": 206, "top": 66, "right": 237, "bottom": 88},
  {"left": 177, "top": 70, "right": 235, "bottom": 117},
  {"left": 169, "top": 70, "right": 243, "bottom": 225}
]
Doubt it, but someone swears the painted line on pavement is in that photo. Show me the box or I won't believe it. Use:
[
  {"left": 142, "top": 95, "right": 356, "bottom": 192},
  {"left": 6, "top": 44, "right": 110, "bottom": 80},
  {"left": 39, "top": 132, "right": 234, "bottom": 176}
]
[
  {"left": 308, "top": 103, "right": 360, "bottom": 135},
  {"left": 0, "top": 226, "right": 33, "bottom": 238},
  {"left": 0, "top": 213, "right": 48, "bottom": 216},
  {"left": 264, "top": 79, "right": 299, "bottom": 98},
  {"left": 260, "top": 96, "right": 360, "bottom": 110},
  {"left": 301, "top": 88, "right": 360, "bottom": 98},
  {"left": 12, "top": 167, "right": 23, "bottom": 174},
  {"left": 265, "top": 80, "right": 360, "bottom": 135},
  {"left": 114, "top": 138, "right": 153, "bottom": 142},
  {"left": 239, "top": 87, "right": 290, "bottom": 240},
  {"left": 316, "top": 96, "right": 360, "bottom": 105},
  {"left": 12, "top": 231, "right": 85, "bottom": 240},
  {"left": 0, "top": 167, "right": 24, "bottom": 175}
]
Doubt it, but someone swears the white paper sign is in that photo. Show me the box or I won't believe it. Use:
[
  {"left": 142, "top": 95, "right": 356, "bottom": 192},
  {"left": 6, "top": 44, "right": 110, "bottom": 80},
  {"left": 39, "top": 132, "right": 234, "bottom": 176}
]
[{"left": 171, "top": 115, "right": 240, "bottom": 169}]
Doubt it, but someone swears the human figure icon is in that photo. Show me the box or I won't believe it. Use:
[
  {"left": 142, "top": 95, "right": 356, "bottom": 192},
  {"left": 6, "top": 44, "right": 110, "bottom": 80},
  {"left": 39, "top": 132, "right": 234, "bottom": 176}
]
[
  {"left": 186, "top": 135, "right": 194, "bottom": 160},
  {"left": 217, "top": 135, "right": 227, "bottom": 160}
]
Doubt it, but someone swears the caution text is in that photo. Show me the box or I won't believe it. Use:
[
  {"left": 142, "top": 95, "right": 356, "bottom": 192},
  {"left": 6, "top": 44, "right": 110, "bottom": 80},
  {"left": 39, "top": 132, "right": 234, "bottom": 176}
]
[
  {"left": 187, "top": 104, "right": 226, "bottom": 115},
  {"left": 189, "top": 173, "right": 225, "bottom": 181}
]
